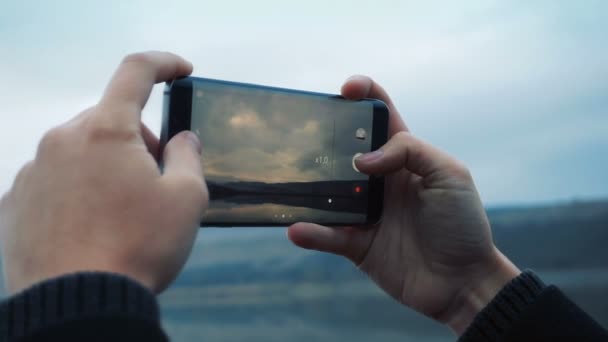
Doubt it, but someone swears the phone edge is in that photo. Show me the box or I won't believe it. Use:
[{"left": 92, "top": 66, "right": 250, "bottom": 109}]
[{"left": 162, "top": 76, "right": 387, "bottom": 228}]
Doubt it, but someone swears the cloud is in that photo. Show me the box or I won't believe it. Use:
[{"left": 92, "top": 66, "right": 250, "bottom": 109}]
[
  {"left": 228, "top": 110, "right": 266, "bottom": 129},
  {"left": 192, "top": 82, "right": 372, "bottom": 183}
]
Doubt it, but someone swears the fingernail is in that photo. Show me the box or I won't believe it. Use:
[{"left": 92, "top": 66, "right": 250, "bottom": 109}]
[
  {"left": 344, "top": 75, "right": 372, "bottom": 98},
  {"left": 184, "top": 131, "right": 201, "bottom": 154},
  {"left": 357, "top": 150, "right": 383, "bottom": 163},
  {"left": 346, "top": 74, "right": 367, "bottom": 82}
]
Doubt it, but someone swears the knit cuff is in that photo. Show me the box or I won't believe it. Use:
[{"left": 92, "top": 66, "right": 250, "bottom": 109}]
[
  {"left": 459, "top": 269, "right": 546, "bottom": 341},
  {"left": 0, "top": 272, "right": 160, "bottom": 341}
]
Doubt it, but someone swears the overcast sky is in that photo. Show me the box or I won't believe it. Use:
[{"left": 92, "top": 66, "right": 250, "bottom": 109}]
[{"left": 1, "top": 0, "right": 606, "bottom": 206}]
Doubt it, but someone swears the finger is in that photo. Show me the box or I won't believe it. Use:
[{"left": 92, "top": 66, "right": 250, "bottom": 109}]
[
  {"left": 162, "top": 130, "right": 203, "bottom": 180},
  {"left": 162, "top": 131, "right": 208, "bottom": 218},
  {"left": 100, "top": 51, "right": 193, "bottom": 127},
  {"left": 287, "top": 222, "right": 375, "bottom": 265},
  {"left": 341, "top": 75, "right": 408, "bottom": 135},
  {"left": 10, "top": 160, "right": 34, "bottom": 193},
  {"left": 141, "top": 123, "right": 160, "bottom": 161},
  {"left": 355, "top": 131, "right": 458, "bottom": 179}
]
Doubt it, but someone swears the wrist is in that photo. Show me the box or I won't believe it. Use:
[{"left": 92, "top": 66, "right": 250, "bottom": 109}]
[{"left": 444, "top": 248, "right": 520, "bottom": 335}]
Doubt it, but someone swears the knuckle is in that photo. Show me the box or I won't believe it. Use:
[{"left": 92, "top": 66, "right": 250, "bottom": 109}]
[
  {"left": 38, "top": 126, "right": 68, "bottom": 151},
  {"left": 13, "top": 160, "right": 34, "bottom": 189},
  {"left": 391, "top": 131, "right": 413, "bottom": 150},
  {"left": 89, "top": 125, "right": 138, "bottom": 143},
  {"left": 85, "top": 114, "right": 138, "bottom": 143},
  {"left": 449, "top": 160, "right": 472, "bottom": 180},
  {"left": 78, "top": 106, "right": 97, "bottom": 118},
  {"left": 393, "top": 130, "right": 410, "bottom": 142},
  {"left": 20, "top": 160, "right": 34, "bottom": 173},
  {"left": 121, "top": 52, "right": 152, "bottom": 68},
  {"left": 174, "top": 175, "right": 209, "bottom": 204}
]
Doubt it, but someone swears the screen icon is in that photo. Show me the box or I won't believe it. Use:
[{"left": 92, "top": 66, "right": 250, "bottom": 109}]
[{"left": 355, "top": 128, "right": 366, "bottom": 140}]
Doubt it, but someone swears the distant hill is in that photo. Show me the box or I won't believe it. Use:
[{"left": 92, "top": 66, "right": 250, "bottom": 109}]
[
  {"left": 173, "top": 199, "right": 608, "bottom": 287},
  {"left": 487, "top": 199, "right": 608, "bottom": 227},
  {"left": 489, "top": 199, "right": 608, "bottom": 269}
]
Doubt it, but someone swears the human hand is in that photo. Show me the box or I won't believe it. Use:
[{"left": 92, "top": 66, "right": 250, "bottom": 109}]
[
  {"left": 288, "top": 76, "right": 520, "bottom": 334},
  {"left": 0, "top": 51, "right": 208, "bottom": 294}
]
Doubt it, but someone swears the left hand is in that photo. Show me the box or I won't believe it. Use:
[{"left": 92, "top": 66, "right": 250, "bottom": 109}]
[{"left": 0, "top": 51, "right": 208, "bottom": 294}]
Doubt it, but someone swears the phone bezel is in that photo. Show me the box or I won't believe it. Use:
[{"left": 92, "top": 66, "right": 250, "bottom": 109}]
[{"left": 162, "top": 76, "right": 387, "bottom": 227}]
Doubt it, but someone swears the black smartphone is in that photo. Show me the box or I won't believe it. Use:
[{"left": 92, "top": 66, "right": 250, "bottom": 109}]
[{"left": 162, "top": 77, "right": 388, "bottom": 227}]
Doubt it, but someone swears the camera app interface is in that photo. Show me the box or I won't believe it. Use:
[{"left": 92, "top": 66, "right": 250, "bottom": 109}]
[{"left": 190, "top": 80, "right": 374, "bottom": 224}]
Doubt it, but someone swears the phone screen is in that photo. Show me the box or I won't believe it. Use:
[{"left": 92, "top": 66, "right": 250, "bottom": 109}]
[{"left": 188, "top": 79, "right": 380, "bottom": 225}]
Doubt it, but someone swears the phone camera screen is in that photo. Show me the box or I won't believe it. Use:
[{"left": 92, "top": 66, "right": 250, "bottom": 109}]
[{"left": 190, "top": 80, "right": 375, "bottom": 225}]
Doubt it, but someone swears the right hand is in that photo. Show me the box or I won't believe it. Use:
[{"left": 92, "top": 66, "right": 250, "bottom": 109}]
[{"left": 288, "top": 76, "right": 520, "bottom": 334}]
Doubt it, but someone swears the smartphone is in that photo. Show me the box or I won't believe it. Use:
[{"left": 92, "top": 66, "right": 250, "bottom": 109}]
[{"left": 162, "top": 77, "right": 388, "bottom": 227}]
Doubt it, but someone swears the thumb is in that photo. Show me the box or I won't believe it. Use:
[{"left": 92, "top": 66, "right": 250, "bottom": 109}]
[
  {"left": 287, "top": 223, "right": 375, "bottom": 265},
  {"left": 162, "top": 131, "right": 208, "bottom": 216},
  {"left": 163, "top": 131, "right": 203, "bottom": 179},
  {"left": 354, "top": 131, "right": 458, "bottom": 178}
]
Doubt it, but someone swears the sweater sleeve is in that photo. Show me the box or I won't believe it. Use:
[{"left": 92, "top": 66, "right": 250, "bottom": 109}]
[
  {"left": 459, "top": 270, "right": 608, "bottom": 342},
  {"left": 0, "top": 272, "right": 168, "bottom": 342}
]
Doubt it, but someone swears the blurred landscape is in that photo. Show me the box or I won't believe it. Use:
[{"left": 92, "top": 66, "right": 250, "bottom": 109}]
[
  {"left": 160, "top": 199, "right": 608, "bottom": 342},
  {"left": 0, "top": 200, "right": 605, "bottom": 341}
]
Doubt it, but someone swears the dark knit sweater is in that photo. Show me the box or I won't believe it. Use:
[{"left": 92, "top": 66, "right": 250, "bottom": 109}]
[
  {"left": 459, "top": 271, "right": 607, "bottom": 341},
  {"left": 0, "top": 273, "right": 167, "bottom": 341},
  {"left": 0, "top": 271, "right": 606, "bottom": 341}
]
